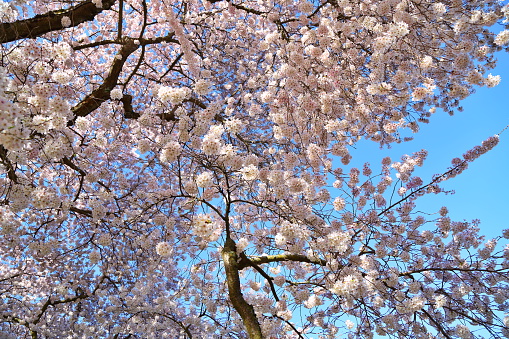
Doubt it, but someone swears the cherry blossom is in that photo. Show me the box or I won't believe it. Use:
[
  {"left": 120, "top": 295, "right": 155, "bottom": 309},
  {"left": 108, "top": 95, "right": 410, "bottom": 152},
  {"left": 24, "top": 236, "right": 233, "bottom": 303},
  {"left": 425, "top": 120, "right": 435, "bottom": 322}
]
[{"left": 0, "top": 0, "right": 507, "bottom": 338}]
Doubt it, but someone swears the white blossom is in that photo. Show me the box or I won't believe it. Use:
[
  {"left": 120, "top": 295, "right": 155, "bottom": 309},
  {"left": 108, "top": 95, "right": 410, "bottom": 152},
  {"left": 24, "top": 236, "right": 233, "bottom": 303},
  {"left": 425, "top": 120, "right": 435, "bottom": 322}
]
[
  {"left": 156, "top": 242, "right": 172, "bottom": 256},
  {"left": 110, "top": 88, "right": 123, "bottom": 100},
  {"left": 61, "top": 16, "right": 72, "bottom": 28},
  {"left": 240, "top": 164, "right": 259, "bottom": 180}
]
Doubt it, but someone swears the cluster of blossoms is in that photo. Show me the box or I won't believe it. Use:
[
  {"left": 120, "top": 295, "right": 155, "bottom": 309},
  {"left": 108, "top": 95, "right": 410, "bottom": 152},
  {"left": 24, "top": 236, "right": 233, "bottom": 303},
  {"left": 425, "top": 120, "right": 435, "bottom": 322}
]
[
  {"left": 195, "top": 171, "right": 214, "bottom": 188},
  {"left": 61, "top": 16, "right": 72, "bottom": 28},
  {"left": 159, "top": 140, "right": 182, "bottom": 162},
  {"left": 495, "top": 30, "right": 509, "bottom": 46},
  {"left": 51, "top": 70, "right": 73, "bottom": 84},
  {"left": 396, "top": 295, "right": 426, "bottom": 314},
  {"left": 163, "top": 0, "right": 200, "bottom": 76},
  {"left": 0, "top": 72, "right": 27, "bottom": 150},
  {"left": 31, "top": 187, "right": 59, "bottom": 209},
  {"left": 411, "top": 85, "right": 434, "bottom": 101},
  {"left": 444, "top": 135, "right": 499, "bottom": 180},
  {"left": 225, "top": 118, "right": 243, "bottom": 134},
  {"left": 158, "top": 86, "right": 191, "bottom": 105},
  {"left": 89, "top": 250, "right": 101, "bottom": 263},
  {"left": 333, "top": 197, "right": 345, "bottom": 211},
  {"left": 390, "top": 149, "right": 428, "bottom": 184},
  {"left": 110, "top": 87, "right": 123, "bottom": 100},
  {"left": 201, "top": 125, "right": 224, "bottom": 155},
  {"left": 464, "top": 135, "right": 499, "bottom": 161},
  {"left": 0, "top": 1, "right": 18, "bottom": 21},
  {"left": 155, "top": 241, "right": 173, "bottom": 256},
  {"left": 240, "top": 164, "right": 259, "bottom": 180},
  {"left": 51, "top": 41, "right": 73, "bottom": 60},
  {"left": 43, "top": 137, "right": 72, "bottom": 160},
  {"left": 325, "top": 231, "right": 351, "bottom": 254},
  {"left": 330, "top": 273, "right": 368, "bottom": 299},
  {"left": 485, "top": 74, "right": 501, "bottom": 87},
  {"left": 193, "top": 79, "right": 212, "bottom": 96},
  {"left": 303, "top": 294, "right": 323, "bottom": 309},
  {"left": 192, "top": 214, "right": 221, "bottom": 242},
  {"left": 0, "top": 207, "right": 20, "bottom": 235},
  {"left": 274, "top": 221, "right": 311, "bottom": 247}
]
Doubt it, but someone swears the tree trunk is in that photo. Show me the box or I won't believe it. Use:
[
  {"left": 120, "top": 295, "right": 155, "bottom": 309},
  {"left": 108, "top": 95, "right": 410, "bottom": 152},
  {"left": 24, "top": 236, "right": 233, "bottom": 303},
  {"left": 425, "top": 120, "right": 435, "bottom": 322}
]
[{"left": 222, "top": 238, "right": 264, "bottom": 339}]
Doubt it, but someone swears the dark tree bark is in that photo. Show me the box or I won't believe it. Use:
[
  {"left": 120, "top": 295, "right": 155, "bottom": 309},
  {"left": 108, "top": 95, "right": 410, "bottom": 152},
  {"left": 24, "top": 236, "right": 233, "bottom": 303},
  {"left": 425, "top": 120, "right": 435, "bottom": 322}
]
[{"left": 0, "top": 0, "right": 116, "bottom": 44}]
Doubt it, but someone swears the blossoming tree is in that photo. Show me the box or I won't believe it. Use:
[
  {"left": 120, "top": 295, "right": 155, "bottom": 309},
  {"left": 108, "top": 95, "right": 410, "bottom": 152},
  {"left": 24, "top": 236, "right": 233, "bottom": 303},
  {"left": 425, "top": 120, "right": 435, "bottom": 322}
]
[{"left": 1, "top": 0, "right": 509, "bottom": 337}]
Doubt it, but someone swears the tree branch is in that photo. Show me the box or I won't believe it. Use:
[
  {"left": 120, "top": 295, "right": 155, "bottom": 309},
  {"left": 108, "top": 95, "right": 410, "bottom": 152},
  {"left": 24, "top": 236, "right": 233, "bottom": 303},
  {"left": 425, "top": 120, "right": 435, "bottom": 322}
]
[
  {"left": 0, "top": 145, "right": 18, "bottom": 184},
  {"left": 239, "top": 253, "right": 280, "bottom": 302},
  {"left": 69, "top": 206, "right": 93, "bottom": 217},
  {"left": 377, "top": 161, "right": 466, "bottom": 217},
  {"left": 69, "top": 34, "right": 178, "bottom": 125},
  {"left": 120, "top": 94, "right": 139, "bottom": 119},
  {"left": 0, "top": 0, "right": 116, "bottom": 44},
  {"left": 420, "top": 308, "right": 453, "bottom": 339},
  {"left": 238, "top": 253, "right": 327, "bottom": 270},
  {"left": 69, "top": 38, "right": 138, "bottom": 123}
]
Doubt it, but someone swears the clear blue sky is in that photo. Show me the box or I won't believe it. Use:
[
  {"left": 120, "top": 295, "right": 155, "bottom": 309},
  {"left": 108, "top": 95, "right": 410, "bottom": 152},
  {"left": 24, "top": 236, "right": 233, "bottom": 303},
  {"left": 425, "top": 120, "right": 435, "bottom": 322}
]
[{"left": 350, "top": 50, "right": 509, "bottom": 242}]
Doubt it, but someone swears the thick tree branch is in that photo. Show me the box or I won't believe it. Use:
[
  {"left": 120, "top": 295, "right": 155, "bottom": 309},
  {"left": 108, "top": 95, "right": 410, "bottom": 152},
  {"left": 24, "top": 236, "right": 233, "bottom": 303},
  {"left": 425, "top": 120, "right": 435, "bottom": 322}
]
[
  {"left": 70, "top": 38, "right": 139, "bottom": 122},
  {"left": 60, "top": 157, "right": 86, "bottom": 176},
  {"left": 70, "top": 206, "right": 93, "bottom": 217},
  {"left": 120, "top": 94, "right": 139, "bottom": 119},
  {"left": 222, "top": 238, "right": 264, "bottom": 339},
  {"left": 0, "top": 145, "right": 18, "bottom": 184},
  {"left": 117, "top": 0, "right": 124, "bottom": 41},
  {"left": 73, "top": 39, "right": 117, "bottom": 51},
  {"left": 69, "top": 34, "right": 178, "bottom": 124},
  {"left": 0, "top": 0, "right": 116, "bottom": 44},
  {"left": 33, "top": 291, "right": 88, "bottom": 326},
  {"left": 238, "top": 253, "right": 327, "bottom": 270}
]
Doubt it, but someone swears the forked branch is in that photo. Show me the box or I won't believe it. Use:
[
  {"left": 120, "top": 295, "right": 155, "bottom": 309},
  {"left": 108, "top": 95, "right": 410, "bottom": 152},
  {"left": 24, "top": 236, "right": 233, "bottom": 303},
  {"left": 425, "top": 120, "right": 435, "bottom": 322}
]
[{"left": 238, "top": 253, "right": 327, "bottom": 270}]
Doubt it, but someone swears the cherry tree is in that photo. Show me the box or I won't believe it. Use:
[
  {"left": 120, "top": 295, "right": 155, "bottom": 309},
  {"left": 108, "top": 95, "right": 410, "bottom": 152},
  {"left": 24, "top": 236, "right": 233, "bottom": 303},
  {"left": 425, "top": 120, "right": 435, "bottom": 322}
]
[{"left": 0, "top": 0, "right": 509, "bottom": 337}]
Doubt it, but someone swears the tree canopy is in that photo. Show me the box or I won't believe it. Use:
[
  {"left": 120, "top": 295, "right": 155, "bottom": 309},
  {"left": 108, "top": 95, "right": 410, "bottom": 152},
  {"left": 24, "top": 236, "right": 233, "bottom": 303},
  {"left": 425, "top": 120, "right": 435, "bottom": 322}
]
[{"left": 0, "top": 0, "right": 509, "bottom": 338}]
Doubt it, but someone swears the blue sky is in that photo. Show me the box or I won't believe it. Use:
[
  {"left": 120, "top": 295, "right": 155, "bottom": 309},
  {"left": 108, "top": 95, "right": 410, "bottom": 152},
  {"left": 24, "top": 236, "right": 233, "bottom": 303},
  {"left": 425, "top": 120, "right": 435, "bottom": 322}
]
[{"left": 349, "top": 50, "right": 509, "bottom": 242}]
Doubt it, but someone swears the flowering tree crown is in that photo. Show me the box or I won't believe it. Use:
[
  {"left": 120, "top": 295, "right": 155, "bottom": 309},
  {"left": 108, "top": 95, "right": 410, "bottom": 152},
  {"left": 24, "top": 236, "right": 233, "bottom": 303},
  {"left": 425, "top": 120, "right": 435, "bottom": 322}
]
[{"left": 0, "top": 0, "right": 509, "bottom": 338}]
